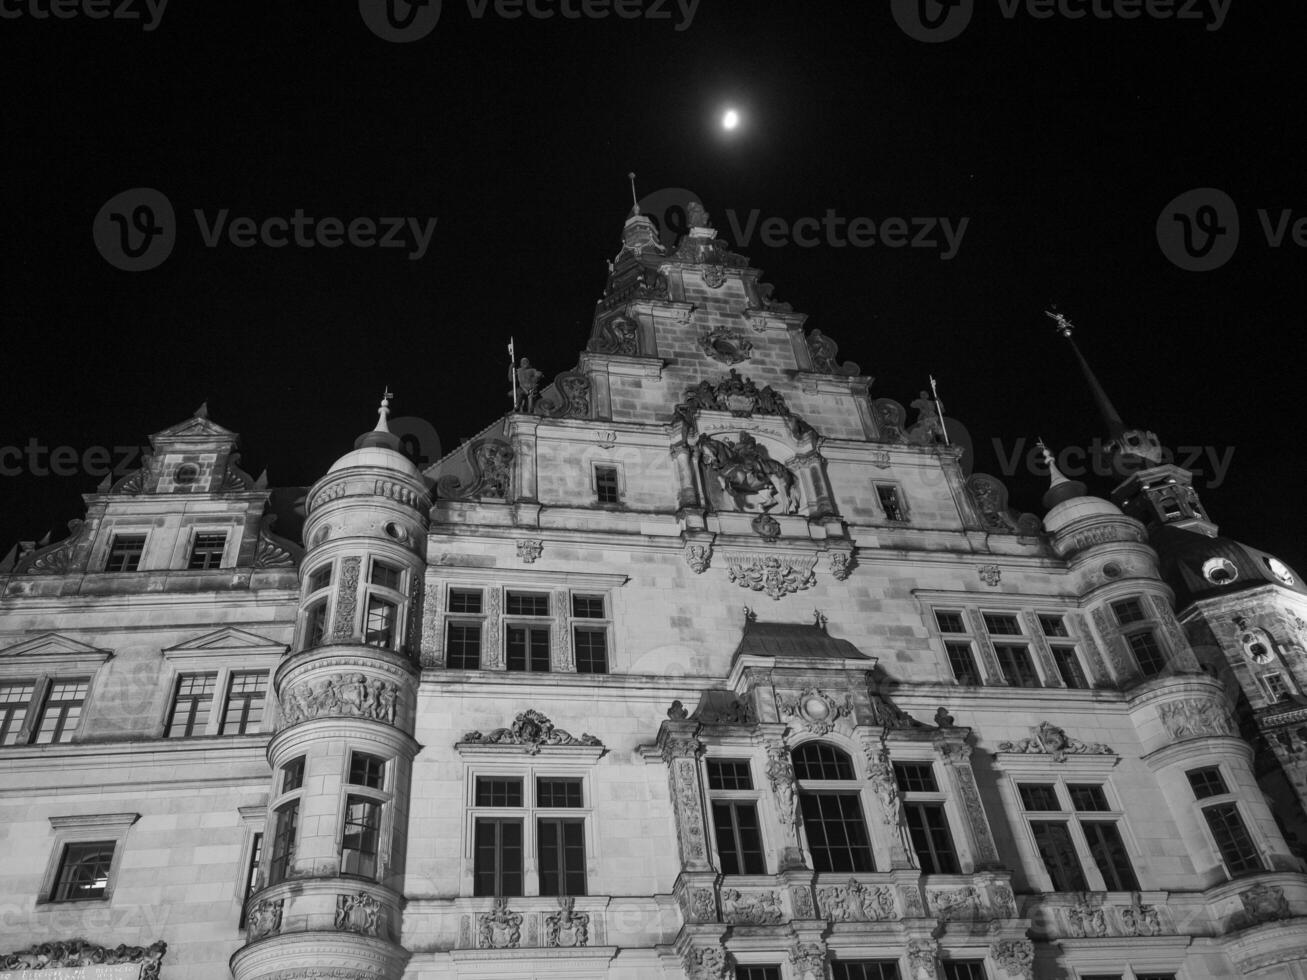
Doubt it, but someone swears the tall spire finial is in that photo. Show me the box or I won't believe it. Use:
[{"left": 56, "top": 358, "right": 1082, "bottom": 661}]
[
  {"left": 375, "top": 387, "right": 394, "bottom": 433},
  {"left": 1036, "top": 436, "right": 1088, "bottom": 507},
  {"left": 628, "top": 172, "right": 640, "bottom": 215},
  {"left": 1046, "top": 308, "right": 1126, "bottom": 441}
]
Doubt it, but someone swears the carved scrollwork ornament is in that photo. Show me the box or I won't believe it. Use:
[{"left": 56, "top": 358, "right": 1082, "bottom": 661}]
[
  {"left": 545, "top": 895, "right": 590, "bottom": 947},
  {"left": 777, "top": 687, "right": 853, "bottom": 735},
  {"left": 990, "top": 939, "right": 1035, "bottom": 980},
  {"left": 685, "top": 542, "right": 712, "bottom": 573},
  {"left": 335, "top": 892, "right": 385, "bottom": 938},
  {"left": 906, "top": 939, "right": 941, "bottom": 980},
  {"left": 789, "top": 941, "right": 828, "bottom": 980},
  {"left": 478, "top": 897, "right": 523, "bottom": 949},
  {"left": 699, "top": 325, "right": 754, "bottom": 364},
  {"left": 460, "top": 709, "right": 603, "bottom": 754},
  {"left": 997, "top": 721, "right": 1113, "bottom": 762}
]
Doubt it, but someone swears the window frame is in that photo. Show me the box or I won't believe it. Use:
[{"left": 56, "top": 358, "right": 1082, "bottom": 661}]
[
  {"left": 570, "top": 591, "right": 611, "bottom": 675},
  {"left": 103, "top": 531, "right": 148, "bottom": 572},
  {"left": 160, "top": 637, "right": 282, "bottom": 737},
  {"left": 893, "top": 761, "right": 960, "bottom": 875},
  {"left": 165, "top": 671, "right": 219, "bottom": 738},
  {"left": 338, "top": 750, "right": 393, "bottom": 882},
  {"left": 444, "top": 585, "right": 486, "bottom": 669},
  {"left": 1185, "top": 764, "right": 1266, "bottom": 878},
  {"left": 593, "top": 462, "right": 622, "bottom": 506},
  {"left": 30, "top": 676, "right": 91, "bottom": 745},
  {"left": 792, "top": 740, "right": 875, "bottom": 874},
  {"left": 39, "top": 812, "right": 138, "bottom": 906},
  {"left": 706, "top": 756, "right": 767, "bottom": 876},
  {"left": 218, "top": 671, "right": 270, "bottom": 736},
  {"left": 1012, "top": 777, "right": 1142, "bottom": 893},
  {"left": 361, "top": 558, "right": 408, "bottom": 651},
  {"left": 184, "top": 527, "right": 232, "bottom": 570},
  {"left": 874, "top": 482, "right": 909, "bottom": 523}
]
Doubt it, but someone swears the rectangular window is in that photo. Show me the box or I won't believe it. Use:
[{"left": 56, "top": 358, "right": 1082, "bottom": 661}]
[
  {"left": 220, "top": 672, "right": 267, "bottom": 735},
  {"left": 473, "top": 818, "right": 524, "bottom": 897},
  {"left": 1053, "top": 646, "right": 1090, "bottom": 689},
  {"left": 1203, "top": 803, "right": 1263, "bottom": 874},
  {"left": 475, "top": 777, "right": 524, "bottom": 807},
  {"left": 370, "top": 560, "right": 402, "bottom": 591},
  {"left": 1263, "top": 673, "right": 1291, "bottom": 702},
  {"left": 712, "top": 800, "right": 765, "bottom": 874},
  {"left": 307, "top": 564, "right": 332, "bottom": 593},
  {"left": 832, "top": 964, "right": 902, "bottom": 980},
  {"left": 50, "top": 841, "right": 115, "bottom": 902},
  {"left": 736, "top": 968, "right": 781, "bottom": 980},
  {"left": 506, "top": 625, "right": 550, "bottom": 672},
  {"left": 1113, "top": 598, "right": 1147, "bottom": 625},
  {"left": 1081, "top": 821, "right": 1140, "bottom": 891},
  {"left": 876, "top": 484, "right": 906, "bottom": 521},
  {"left": 187, "top": 532, "right": 227, "bottom": 570},
  {"left": 1136, "top": 975, "right": 1178, "bottom": 980},
  {"left": 574, "top": 627, "right": 608, "bottom": 674},
  {"left": 105, "top": 533, "right": 145, "bottom": 572},
  {"left": 904, "top": 802, "right": 960, "bottom": 874},
  {"left": 942, "top": 964, "right": 988, "bottom": 980},
  {"left": 1030, "top": 821, "right": 1088, "bottom": 891},
  {"left": 1187, "top": 767, "right": 1228, "bottom": 800},
  {"left": 572, "top": 594, "right": 605, "bottom": 618},
  {"left": 537, "top": 817, "right": 586, "bottom": 896},
  {"left": 537, "top": 778, "right": 583, "bottom": 808},
  {"left": 445, "top": 622, "right": 482, "bottom": 669},
  {"left": 799, "top": 792, "right": 874, "bottom": 873},
  {"left": 983, "top": 613, "right": 1022, "bottom": 636},
  {"left": 341, "top": 796, "right": 381, "bottom": 878},
  {"left": 304, "top": 601, "right": 328, "bottom": 649},
  {"left": 894, "top": 762, "right": 939, "bottom": 793},
  {"left": 707, "top": 760, "right": 754, "bottom": 791},
  {"left": 449, "top": 588, "right": 483, "bottom": 614},
  {"left": 1127, "top": 631, "right": 1166, "bottom": 676},
  {"left": 945, "top": 642, "right": 981, "bottom": 685},
  {"left": 33, "top": 678, "right": 89, "bottom": 744},
  {"left": 269, "top": 801, "right": 299, "bottom": 885},
  {"left": 166, "top": 672, "right": 217, "bottom": 737},
  {"left": 1069, "top": 784, "right": 1110, "bottom": 812},
  {"left": 595, "top": 465, "right": 620, "bottom": 504},
  {"left": 1038, "top": 614, "right": 1070, "bottom": 637},
  {"left": 364, "top": 597, "right": 398, "bottom": 649},
  {"left": 0, "top": 681, "right": 34, "bottom": 745},
  {"left": 1019, "top": 784, "right": 1061, "bottom": 811},
  {"left": 282, "top": 756, "right": 306, "bottom": 793},
  {"left": 995, "top": 644, "right": 1041, "bottom": 688},
  {"left": 935, "top": 610, "right": 967, "bottom": 634},
  {"left": 506, "top": 591, "right": 549, "bottom": 617},
  {"left": 240, "top": 832, "right": 263, "bottom": 928},
  {"left": 349, "top": 753, "right": 386, "bottom": 790}
]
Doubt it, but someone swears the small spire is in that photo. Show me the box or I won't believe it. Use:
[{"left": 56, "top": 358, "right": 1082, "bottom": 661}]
[
  {"left": 1037, "top": 436, "right": 1089, "bottom": 508},
  {"left": 375, "top": 387, "right": 394, "bottom": 434},
  {"left": 194, "top": 401, "right": 209, "bottom": 419},
  {"left": 1047, "top": 309, "right": 1126, "bottom": 441},
  {"left": 628, "top": 172, "right": 640, "bottom": 215},
  {"left": 353, "top": 388, "right": 400, "bottom": 451}
]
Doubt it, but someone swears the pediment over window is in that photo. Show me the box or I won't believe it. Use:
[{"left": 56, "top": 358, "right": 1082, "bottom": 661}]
[
  {"left": 162, "top": 627, "right": 287, "bottom": 671},
  {"left": 163, "top": 626, "right": 286, "bottom": 654},
  {"left": 456, "top": 709, "right": 605, "bottom": 760},
  {"left": 0, "top": 632, "right": 112, "bottom": 673}
]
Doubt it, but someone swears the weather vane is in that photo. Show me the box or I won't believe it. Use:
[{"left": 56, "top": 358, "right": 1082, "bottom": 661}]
[{"left": 1045, "top": 308, "right": 1075, "bottom": 338}]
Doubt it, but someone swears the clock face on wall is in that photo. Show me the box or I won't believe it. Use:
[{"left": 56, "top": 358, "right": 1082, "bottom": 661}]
[{"left": 1267, "top": 557, "right": 1297, "bottom": 586}]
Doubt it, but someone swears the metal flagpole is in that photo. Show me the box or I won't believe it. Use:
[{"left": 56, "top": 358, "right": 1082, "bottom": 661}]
[
  {"left": 929, "top": 375, "right": 951, "bottom": 445},
  {"left": 508, "top": 337, "right": 518, "bottom": 411}
]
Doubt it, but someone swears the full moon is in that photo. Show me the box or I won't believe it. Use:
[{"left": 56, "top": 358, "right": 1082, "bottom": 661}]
[{"left": 722, "top": 109, "right": 740, "bottom": 131}]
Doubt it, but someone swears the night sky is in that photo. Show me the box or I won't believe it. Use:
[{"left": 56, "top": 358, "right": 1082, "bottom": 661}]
[{"left": 1, "top": 1, "right": 1304, "bottom": 576}]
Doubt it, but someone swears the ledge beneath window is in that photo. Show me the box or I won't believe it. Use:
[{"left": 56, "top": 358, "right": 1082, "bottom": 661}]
[{"left": 449, "top": 946, "right": 617, "bottom": 963}]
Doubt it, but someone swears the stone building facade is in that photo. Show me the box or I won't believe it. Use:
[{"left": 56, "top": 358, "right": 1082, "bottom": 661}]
[{"left": 2, "top": 202, "right": 1307, "bottom": 979}]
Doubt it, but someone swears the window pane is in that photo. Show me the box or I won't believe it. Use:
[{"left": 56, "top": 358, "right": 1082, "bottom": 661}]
[
  {"left": 52, "top": 841, "right": 115, "bottom": 901},
  {"left": 832, "top": 963, "right": 902, "bottom": 980},
  {"left": 506, "top": 625, "right": 550, "bottom": 672},
  {"left": 282, "top": 756, "right": 306, "bottom": 793},
  {"left": 446, "top": 622, "right": 482, "bottom": 669},
  {"left": 240, "top": 832, "right": 264, "bottom": 927},
  {"left": 537, "top": 817, "right": 587, "bottom": 897},
  {"left": 166, "top": 672, "right": 217, "bottom": 737},
  {"left": 341, "top": 797, "right": 381, "bottom": 878},
  {"left": 1128, "top": 631, "right": 1166, "bottom": 676},
  {"left": 0, "top": 681, "right": 34, "bottom": 746},
  {"left": 304, "top": 601, "right": 328, "bottom": 649},
  {"left": 893, "top": 762, "right": 938, "bottom": 793},
  {"left": 1019, "top": 784, "right": 1061, "bottom": 811},
  {"left": 572, "top": 594, "right": 605, "bottom": 618},
  {"left": 1053, "top": 647, "right": 1090, "bottom": 689},
  {"left": 904, "top": 802, "right": 959, "bottom": 874},
  {"left": 370, "top": 560, "right": 402, "bottom": 590},
  {"left": 736, "top": 968, "right": 782, "bottom": 980},
  {"left": 1187, "top": 767, "right": 1229, "bottom": 800},
  {"left": 474, "top": 818, "right": 523, "bottom": 897},
  {"left": 188, "top": 532, "right": 227, "bottom": 569},
  {"left": 791, "top": 742, "right": 855, "bottom": 780},
  {"left": 269, "top": 801, "right": 299, "bottom": 885},
  {"left": 1039, "top": 614, "right": 1069, "bottom": 637},
  {"left": 983, "top": 613, "right": 1022, "bottom": 635},
  {"left": 945, "top": 642, "right": 981, "bottom": 684},
  {"left": 537, "top": 778, "right": 583, "bottom": 808},
  {"left": 220, "top": 672, "right": 267, "bottom": 735},
  {"left": 1081, "top": 821, "right": 1140, "bottom": 891},
  {"left": 1203, "top": 803, "right": 1263, "bottom": 874},
  {"left": 942, "top": 964, "right": 988, "bottom": 980},
  {"left": 349, "top": 753, "right": 385, "bottom": 790},
  {"left": 713, "top": 801, "right": 765, "bottom": 875},
  {"left": 33, "top": 679, "right": 89, "bottom": 744},
  {"left": 799, "top": 792, "right": 873, "bottom": 872},
  {"left": 707, "top": 760, "right": 754, "bottom": 791},
  {"left": 307, "top": 564, "right": 332, "bottom": 593},
  {"left": 449, "top": 588, "right": 482, "bottom": 614},
  {"left": 1113, "top": 598, "right": 1146, "bottom": 624},
  {"left": 934, "top": 611, "right": 967, "bottom": 634},
  {"left": 506, "top": 591, "right": 549, "bottom": 616},
  {"left": 475, "top": 777, "right": 523, "bottom": 807},
  {"left": 1030, "top": 821, "right": 1088, "bottom": 891},
  {"left": 995, "top": 645, "right": 1041, "bottom": 688},
  {"left": 105, "top": 534, "right": 145, "bottom": 572},
  {"left": 364, "top": 597, "right": 398, "bottom": 648},
  {"left": 1069, "top": 785, "right": 1110, "bottom": 812},
  {"left": 877, "top": 485, "right": 905, "bottom": 521},
  {"left": 595, "top": 466, "right": 620, "bottom": 504},
  {"left": 574, "top": 626, "right": 608, "bottom": 674}
]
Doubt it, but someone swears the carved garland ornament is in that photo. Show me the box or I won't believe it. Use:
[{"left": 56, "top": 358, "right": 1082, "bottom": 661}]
[
  {"left": 997, "top": 721, "right": 1114, "bottom": 763},
  {"left": 516, "top": 539, "right": 543, "bottom": 563},
  {"left": 683, "top": 945, "right": 730, "bottom": 980},
  {"left": 906, "top": 939, "right": 941, "bottom": 980},
  {"left": 726, "top": 553, "right": 818, "bottom": 599},
  {"left": 789, "top": 942, "right": 827, "bottom": 980},
  {"left": 0, "top": 941, "right": 167, "bottom": 977},
  {"left": 459, "top": 709, "right": 603, "bottom": 754}
]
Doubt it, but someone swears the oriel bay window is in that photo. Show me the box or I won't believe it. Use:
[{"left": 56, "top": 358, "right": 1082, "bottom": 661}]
[
  {"left": 1187, "top": 766, "right": 1264, "bottom": 876},
  {"left": 1112, "top": 598, "right": 1168, "bottom": 677},
  {"left": 707, "top": 759, "right": 766, "bottom": 875},
  {"left": 470, "top": 772, "right": 590, "bottom": 897},
  {"left": 341, "top": 751, "right": 389, "bottom": 879},
  {"left": 363, "top": 559, "right": 406, "bottom": 650},
  {"left": 792, "top": 742, "right": 874, "bottom": 873}
]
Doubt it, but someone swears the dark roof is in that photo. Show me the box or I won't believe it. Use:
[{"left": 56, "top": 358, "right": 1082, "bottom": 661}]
[
  {"left": 1152, "top": 524, "right": 1307, "bottom": 608},
  {"left": 732, "top": 620, "right": 870, "bottom": 661}
]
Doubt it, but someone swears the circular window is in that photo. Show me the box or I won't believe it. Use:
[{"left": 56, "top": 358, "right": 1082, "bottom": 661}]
[
  {"left": 1202, "top": 557, "right": 1239, "bottom": 585},
  {"left": 1267, "top": 557, "right": 1297, "bottom": 586},
  {"left": 174, "top": 464, "right": 199, "bottom": 485},
  {"left": 385, "top": 521, "right": 408, "bottom": 542},
  {"left": 312, "top": 525, "right": 331, "bottom": 546},
  {"left": 1102, "top": 562, "right": 1123, "bottom": 580}
]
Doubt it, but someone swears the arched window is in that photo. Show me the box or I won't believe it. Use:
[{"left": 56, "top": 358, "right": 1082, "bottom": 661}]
[{"left": 791, "top": 742, "right": 873, "bottom": 873}]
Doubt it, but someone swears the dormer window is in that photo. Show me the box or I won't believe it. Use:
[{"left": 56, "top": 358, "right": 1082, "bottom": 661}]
[{"left": 187, "top": 532, "right": 228, "bottom": 570}]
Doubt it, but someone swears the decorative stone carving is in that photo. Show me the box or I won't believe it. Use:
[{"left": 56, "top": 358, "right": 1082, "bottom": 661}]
[
  {"left": 437, "top": 438, "right": 513, "bottom": 501},
  {"left": 671, "top": 755, "right": 709, "bottom": 863},
  {"left": 0, "top": 940, "right": 167, "bottom": 976},
  {"left": 790, "top": 884, "right": 816, "bottom": 919},
  {"left": 21, "top": 519, "right": 89, "bottom": 574},
  {"left": 335, "top": 892, "right": 384, "bottom": 938},
  {"left": 906, "top": 939, "right": 940, "bottom": 980},
  {"left": 726, "top": 554, "right": 818, "bottom": 599},
  {"left": 765, "top": 741, "right": 798, "bottom": 830},
  {"left": 806, "top": 328, "right": 861, "bottom": 376},
  {"left": 816, "top": 878, "right": 899, "bottom": 921},
  {"left": 935, "top": 706, "right": 956, "bottom": 728},
  {"left": 990, "top": 938, "right": 1035, "bottom": 980},
  {"left": 1065, "top": 895, "right": 1108, "bottom": 937},
  {"left": 699, "top": 326, "right": 754, "bottom": 364},
  {"left": 1120, "top": 898, "right": 1163, "bottom": 936},
  {"left": 534, "top": 369, "right": 592, "bottom": 419},
  {"left": 965, "top": 474, "right": 1033, "bottom": 534},
  {"left": 700, "top": 432, "right": 800, "bottom": 514},
  {"left": 789, "top": 941, "right": 828, "bottom": 980},
  {"left": 874, "top": 399, "right": 907, "bottom": 443},
  {"left": 685, "top": 543, "right": 712, "bottom": 573},
  {"left": 667, "top": 699, "right": 689, "bottom": 720},
  {"left": 281, "top": 673, "right": 399, "bottom": 727},
  {"left": 978, "top": 564, "right": 1002, "bottom": 587},
  {"left": 997, "top": 722, "right": 1113, "bottom": 762},
  {"left": 670, "top": 368, "right": 815, "bottom": 440},
  {"left": 1160, "top": 698, "right": 1234, "bottom": 739},
  {"left": 721, "top": 887, "right": 783, "bottom": 924},
  {"left": 828, "top": 549, "right": 853, "bottom": 580},
  {"left": 331, "top": 556, "right": 361, "bottom": 640},
  {"left": 702, "top": 264, "right": 728, "bottom": 288},
  {"left": 589, "top": 315, "right": 640, "bottom": 355},
  {"left": 478, "top": 897, "right": 523, "bottom": 949},
  {"left": 545, "top": 896, "right": 590, "bottom": 947},
  {"left": 928, "top": 887, "right": 980, "bottom": 921},
  {"left": 459, "top": 709, "right": 602, "bottom": 754},
  {"left": 693, "top": 692, "right": 755, "bottom": 725},
  {"left": 516, "top": 539, "right": 544, "bottom": 563},
  {"left": 689, "top": 887, "right": 718, "bottom": 922},
  {"left": 248, "top": 897, "right": 284, "bottom": 940},
  {"left": 484, "top": 587, "right": 503, "bottom": 668},
  {"left": 373, "top": 479, "right": 425, "bottom": 510},
  {"left": 1239, "top": 882, "right": 1291, "bottom": 926},
  {"left": 1092, "top": 606, "right": 1135, "bottom": 683},
  {"left": 683, "top": 945, "right": 730, "bottom": 980},
  {"left": 778, "top": 687, "right": 853, "bottom": 736},
  {"left": 751, "top": 512, "right": 782, "bottom": 541}
]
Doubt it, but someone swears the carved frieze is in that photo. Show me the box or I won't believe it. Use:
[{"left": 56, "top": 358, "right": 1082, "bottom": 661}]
[
  {"left": 484, "top": 587, "right": 503, "bottom": 668},
  {"left": 545, "top": 896, "right": 590, "bottom": 947},
  {"left": 789, "top": 884, "right": 816, "bottom": 919},
  {"left": 478, "top": 897, "right": 523, "bottom": 949},
  {"left": 1160, "top": 698, "right": 1234, "bottom": 739},
  {"left": 997, "top": 722, "right": 1113, "bottom": 763},
  {"left": 721, "top": 887, "right": 783, "bottom": 924},
  {"left": 816, "top": 878, "right": 899, "bottom": 921},
  {"left": 726, "top": 553, "right": 817, "bottom": 599},
  {"left": 281, "top": 673, "right": 399, "bottom": 727},
  {"left": 672, "top": 756, "right": 709, "bottom": 862},
  {"left": 459, "top": 709, "right": 603, "bottom": 754},
  {"left": 928, "top": 886, "right": 980, "bottom": 921},
  {"left": 0, "top": 940, "right": 167, "bottom": 977},
  {"left": 373, "top": 479, "right": 425, "bottom": 510},
  {"left": 1239, "top": 882, "right": 1291, "bottom": 926}
]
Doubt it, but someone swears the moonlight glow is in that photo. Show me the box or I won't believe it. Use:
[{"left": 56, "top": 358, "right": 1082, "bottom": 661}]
[{"left": 722, "top": 109, "right": 740, "bottom": 131}]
